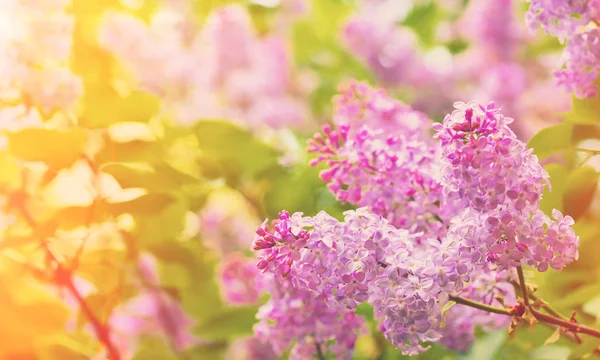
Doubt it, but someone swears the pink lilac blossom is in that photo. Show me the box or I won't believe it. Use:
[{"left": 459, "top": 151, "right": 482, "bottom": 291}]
[
  {"left": 219, "top": 254, "right": 263, "bottom": 305},
  {"left": 0, "top": 0, "right": 81, "bottom": 119},
  {"left": 252, "top": 208, "right": 474, "bottom": 355},
  {"left": 100, "top": 253, "right": 197, "bottom": 359},
  {"left": 342, "top": 1, "right": 431, "bottom": 87},
  {"left": 473, "top": 62, "right": 529, "bottom": 119},
  {"left": 524, "top": 0, "right": 591, "bottom": 40},
  {"left": 525, "top": 0, "right": 600, "bottom": 97},
  {"left": 554, "top": 27, "right": 600, "bottom": 98},
  {"left": 439, "top": 268, "right": 514, "bottom": 352},
  {"left": 308, "top": 82, "right": 455, "bottom": 241},
  {"left": 434, "top": 102, "right": 579, "bottom": 271},
  {"left": 198, "top": 208, "right": 256, "bottom": 256},
  {"left": 99, "top": 5, "right": 308, "bottom": 128},
  {"left": 460, "top": 0, "right": 522, "bottom": 61}
]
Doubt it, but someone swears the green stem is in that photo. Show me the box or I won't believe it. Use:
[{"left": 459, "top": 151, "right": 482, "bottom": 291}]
[
  {"left": 315, "top": 341, "right": 326, "bottom": 360},
  {"left": 449, "top": 295, "right": 513, "bottom": 316},
  {"left": 517, "top": 266, "right": 530, "bottom": 307}
]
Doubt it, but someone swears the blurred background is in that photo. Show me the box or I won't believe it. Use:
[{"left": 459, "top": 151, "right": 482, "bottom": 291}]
[{"left": 0, "top": 0, "right": 600, "bottom": 359}]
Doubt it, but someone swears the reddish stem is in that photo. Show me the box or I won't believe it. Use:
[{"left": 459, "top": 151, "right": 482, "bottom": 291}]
[{"left": 14, "top": 198, "right": 121, "bottom": 360}]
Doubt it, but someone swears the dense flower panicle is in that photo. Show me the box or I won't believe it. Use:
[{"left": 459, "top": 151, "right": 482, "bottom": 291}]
[
  {"left": 555, "top": 28, "right": 600, "bottom": 98},
  {"left": 341, "top": 1, "right": 431, "bottom": 87},
  {"left": 253, "top": 208, "right": 476, "bottom": 355},
  {"left": 524, "top": 0, "right": 591, "bottom": 39},
  {"left": 254, "top": 282, "right": 366, "bottom": 360},
  {"left": 308, "top": 82, "right": 457, "bottom": 240},
  {"left": 332, "top": 81, "right": 432, "bottom": 138},
  {"left": 439, "top": 268, "right": 514, "bottom": 352},
  {"left": 435, "top": 102, "right": 579, "bottom": 271},
  {"left": 0, "top": 0, "right": 81, "bottom": 117},
  {"left": 199, "top": 208, "right": 256, "bottom": 256},
  {"left": 524, "top": 0, "right": 600, "bottom": 97},
  {"left": 100, "top": 4, "right": 308, "bottom": 128},
  {"left": 476, "top": 62, "right": 528, "bottom": 117},
  {"left": 219, "top": 254, "right": 264, "bottom": 305},
  {"left": 460, "top": 0, "right": 521, "bottom": 61}
]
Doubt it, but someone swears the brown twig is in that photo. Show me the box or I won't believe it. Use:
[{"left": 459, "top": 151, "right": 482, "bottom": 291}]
[{"left": 11, "top": 195, "right": 121, "bottom": 360}]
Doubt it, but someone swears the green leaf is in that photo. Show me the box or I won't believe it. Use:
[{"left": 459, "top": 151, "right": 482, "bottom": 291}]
[
  {"left": 80, "top": 89, "right": 160, "bottom": 128},
  {"left": 563, "top": 165, "right": 599, "bottom": 220},
  {"left": 194, "top": 120, "right": 280, "bottom": 177},
  {"left": 554, "top": 283, "right": 600, "bottom": 309},
  {"left": 564, "top": 95, "right": 600, "bottom": 125},
  {"left": 35, "top": 332, "right": 97, "bottom": 360},
  {"left": 118, "top": 91, "right": 160, "bottom": 123},
  {"left": 132, "top": 337, "right": 178, "bottom": 360},
  {"left": 264, "top": 166, "right": 324, "bottom": 217},
  {"left": 568, "top": 338, "right": 600, "bottom": 359},
  {"left": 95, "top": 137, "right": 165, "bottom": 164},
  {"left": 540, "top": 164, "right": 569, "bottom": 215},
  {"left": 7, "top": 128, "right": 86, "bottom": 169},
  {"left": 105, "top": 193, "right": 176, "bottom": 216},
  {"left": 0, "top": 152, "right": 20, "bottom": 189},
  {"left": 459, "top": 331, "right": 506, "bottom": 360},
  {"left": 356, "top": 302, "right": 374, "bottom": 322},
  {"left": 192, "top": 306, "right": 258, "bottom": 340},
  {"left": 583, "top": 295, "right": 600, "bottom": 319},
  {"left": 184, "top": 342, "right": 227, "bottom": 360},
  {"left": 402, "top": 1, "right": 442, "bottom": 47},
  {"left": 101, "top": 162, "right": 199, "bottom": 192},
  {"left": 527, "top": 122, "right": 574, "bottom": 160},
  {"left": 440, "top": 301, "right": 456, "bottom": 329},
  {"left": 530, "top": 345, "right": 571, "bottom": 360},
  {"left": 0, "top": 235, "right": 37, "bottom": 250}
]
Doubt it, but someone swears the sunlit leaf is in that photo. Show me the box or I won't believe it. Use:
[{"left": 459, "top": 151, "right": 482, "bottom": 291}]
[
  {"left": 403, "top": 1, "right": 442, "bottom": 47},
  {"left": 101, "top": 162, "right": 199, "bottom": 192},
  {"left": 105, "top": 193, "right": 175, "bottom": 216},
  {"left": 7, "top": 128, "right": 86, "bottom": 169},
  {"left": 132, "top": 337, "right": 177, "bottom": 360},
  {"left": 194, "top": 120, "right": 280, "bottom": 177},
  {"left": 527, "top": 122, "right": 574, "bottom": 160},
  {"left": 554, "top": 284, "right": 600, "bottom": 309},
  {"left": 540, "top": 164, "right": 568, "bottom": 215},
  {"left": 564, "top": 96, "right": 600, "bottom": 125},
  {"left": 583, "top": 296, "right": 600, "bottom": 319},
  {"left": 531, "top": 345, "right": 571, "bottom": 360},
  {"left": 0, "top": 152, "right": 21, "bottom": 189},
  {"left": 568, "top": 338, "right": 600, "bottom": 359},
  {"left": 192, "top": 306, "right": 258, "bottom": 340},
  {"left": 459, "top": 331, "right": 506, "bottom": 360},
  {"left": 184, "top": 342, "right": 227, "bottom": 360},
  {"left": 563, "top": 165, "right": 599, "bottom": 220}
]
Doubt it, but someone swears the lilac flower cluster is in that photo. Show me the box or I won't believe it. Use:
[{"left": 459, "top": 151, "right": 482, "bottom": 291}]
[
  {"left": 252, "top": 208, "right": 477, "bottom": 355},
  {"left": 460, "top": 0, "right": 522, "bottom": 61},
  {"left": 99, "top": 4, "right": 308, "bottom": 128},
  {"left": 308, "top": 82, "right": 455, "bottom": 241},
  {"left": 435, "top": 102, "right": 579, "bottom": 271},
  {"left": 219, "top": 254, "right": 263, "bottom": 306},
  {"left": 0, "top": 0, "right": 82, "bottom": 128},
  {"left": 525, "top": 0, "right": 600, "bottom": 97},
  {"left": 439, "top": 268, "right": 514, "bottom": 352}
]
